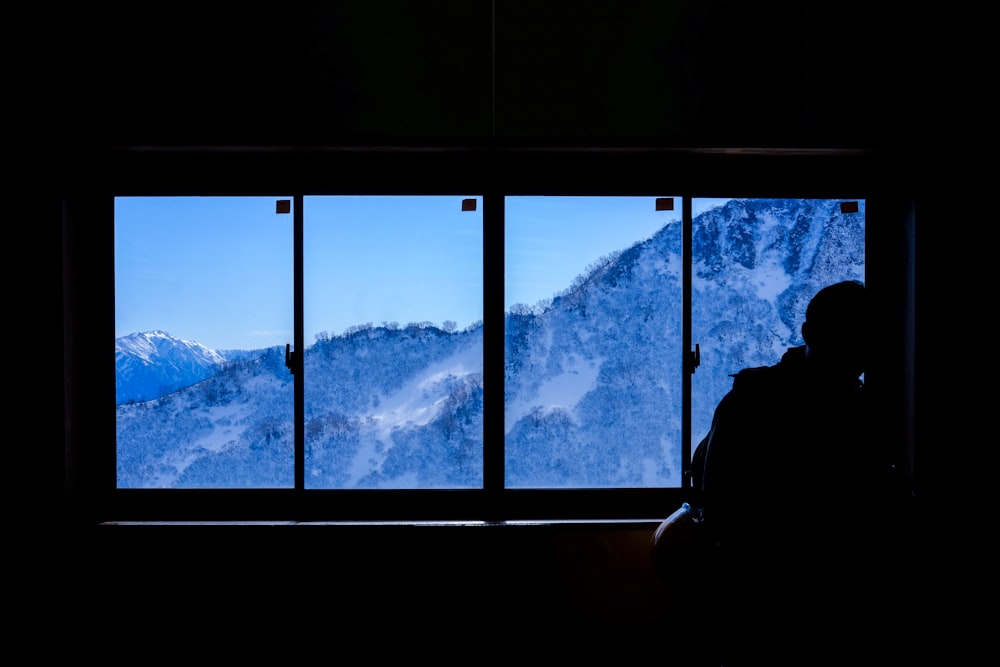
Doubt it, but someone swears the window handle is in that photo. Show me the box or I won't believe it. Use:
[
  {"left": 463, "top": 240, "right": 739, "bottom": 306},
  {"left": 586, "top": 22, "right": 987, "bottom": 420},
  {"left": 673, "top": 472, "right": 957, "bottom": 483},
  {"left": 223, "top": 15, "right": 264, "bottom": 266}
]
[
  {"left": 688, "top": 343, "right": 701, "bottom": 374},
  {"left": 285, "top": 343, "right": 299, "bottom": 375}
]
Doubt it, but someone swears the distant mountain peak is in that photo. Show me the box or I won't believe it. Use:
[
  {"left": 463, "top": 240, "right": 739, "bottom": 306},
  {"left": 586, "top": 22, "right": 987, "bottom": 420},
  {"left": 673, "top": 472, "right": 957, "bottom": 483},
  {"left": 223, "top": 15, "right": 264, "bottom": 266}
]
[{"left": 115, "top": 331, "right": 228, "bottom": 404}]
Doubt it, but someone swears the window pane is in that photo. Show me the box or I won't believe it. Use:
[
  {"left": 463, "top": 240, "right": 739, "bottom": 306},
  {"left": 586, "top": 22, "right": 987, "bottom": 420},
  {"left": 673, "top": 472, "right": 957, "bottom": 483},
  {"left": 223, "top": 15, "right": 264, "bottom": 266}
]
[
  {"left": 115, "top": 196, "right": 295, "bottom": 488},
  {"left": 690, "top": 198, "right": 866, "bottom": 452},
  {"left": 303, "top": 196, "right": 484, "bottom": 489},
  {"left": 505, "top": 196, "right": 684, "bottom": 488}
]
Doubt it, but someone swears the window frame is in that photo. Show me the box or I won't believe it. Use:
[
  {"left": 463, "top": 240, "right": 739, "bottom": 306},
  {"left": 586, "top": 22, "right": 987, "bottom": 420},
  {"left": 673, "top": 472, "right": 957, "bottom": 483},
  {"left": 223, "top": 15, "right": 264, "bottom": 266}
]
[{"left": 64, "top": 146, "right": 901, "bottom": 524}]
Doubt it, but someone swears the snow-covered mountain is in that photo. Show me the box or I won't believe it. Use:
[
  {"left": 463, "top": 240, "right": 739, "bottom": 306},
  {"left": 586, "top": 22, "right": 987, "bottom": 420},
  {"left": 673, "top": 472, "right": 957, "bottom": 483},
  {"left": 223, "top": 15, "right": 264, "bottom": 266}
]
[
  {"left": 115, "top": 330, "right": 231, "bottom": 405},
  {"left": 116, "top": 198, "right": 865, "bottom": 490}
]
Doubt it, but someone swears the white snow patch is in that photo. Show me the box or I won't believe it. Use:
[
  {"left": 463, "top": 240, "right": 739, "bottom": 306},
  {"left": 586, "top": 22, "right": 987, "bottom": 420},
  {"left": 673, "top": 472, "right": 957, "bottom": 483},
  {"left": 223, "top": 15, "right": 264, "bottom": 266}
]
[
  {"left": 504, "top": 355, "right": 603, "bottom": 433},
  {"left": 346, "top": 343, "right": 482, "bottom": 485}
]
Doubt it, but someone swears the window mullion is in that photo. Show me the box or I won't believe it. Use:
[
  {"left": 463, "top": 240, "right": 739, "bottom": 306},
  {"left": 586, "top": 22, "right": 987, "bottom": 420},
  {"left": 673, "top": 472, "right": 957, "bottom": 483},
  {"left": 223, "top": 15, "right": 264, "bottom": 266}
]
[
  {"left": 294, "top": 194, "right": 304, "bottom": 493},
  {"left": 682, "top": 195, "right": 693, "bottom": 494},
  {"left": 483, "top": 192, "right": 504, "bottom": 512}
]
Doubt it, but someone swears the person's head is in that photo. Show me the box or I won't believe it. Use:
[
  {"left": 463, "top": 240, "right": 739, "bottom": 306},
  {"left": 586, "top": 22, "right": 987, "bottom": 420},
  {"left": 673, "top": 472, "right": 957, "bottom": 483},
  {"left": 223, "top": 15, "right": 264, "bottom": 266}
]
[{"left": 801, "top": 280, "right": 868, "bottom": 380}]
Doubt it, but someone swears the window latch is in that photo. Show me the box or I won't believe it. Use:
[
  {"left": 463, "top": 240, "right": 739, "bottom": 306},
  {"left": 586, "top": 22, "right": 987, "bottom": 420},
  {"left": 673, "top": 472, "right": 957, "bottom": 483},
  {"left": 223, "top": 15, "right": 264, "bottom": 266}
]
[
  {"left": 285, "top": 343, "right": 299, "bottom": 375},
  {"left": 688, "top": 343, "right": 700, "bottom": 374}
]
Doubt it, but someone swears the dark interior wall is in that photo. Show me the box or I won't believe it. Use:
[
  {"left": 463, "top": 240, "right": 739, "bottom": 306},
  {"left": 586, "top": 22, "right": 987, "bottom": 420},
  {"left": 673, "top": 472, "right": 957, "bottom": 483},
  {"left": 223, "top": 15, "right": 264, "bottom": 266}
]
[
  {"left": 63, "top": 522, "right": 685, "bottom": 656},
  {"left": 33, "top": 1, "right": 961, "bottom": 650},
  {"left": 45, "top": 0, "right": 932, "bottom": 151}
]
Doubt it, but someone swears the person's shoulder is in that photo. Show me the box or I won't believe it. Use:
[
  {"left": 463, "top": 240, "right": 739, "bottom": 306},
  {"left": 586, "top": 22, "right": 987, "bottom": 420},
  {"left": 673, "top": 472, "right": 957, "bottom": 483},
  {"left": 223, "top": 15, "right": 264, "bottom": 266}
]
[
  {"left": 729, "top": 347, "right": 805, "bottom": 394},
  {"left": 730, "top": 363, "right": 782, "bottom": 391}
]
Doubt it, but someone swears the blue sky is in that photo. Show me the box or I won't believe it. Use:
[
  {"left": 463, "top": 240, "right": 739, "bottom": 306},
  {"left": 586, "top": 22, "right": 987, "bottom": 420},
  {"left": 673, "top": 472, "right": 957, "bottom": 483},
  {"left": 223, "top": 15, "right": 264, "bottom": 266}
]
[
  {"left": 115, "top": 195, "right": 729, "bottom": 351},
  {"left": 506, "top": 196, "right": 682, "bottom": 310}
]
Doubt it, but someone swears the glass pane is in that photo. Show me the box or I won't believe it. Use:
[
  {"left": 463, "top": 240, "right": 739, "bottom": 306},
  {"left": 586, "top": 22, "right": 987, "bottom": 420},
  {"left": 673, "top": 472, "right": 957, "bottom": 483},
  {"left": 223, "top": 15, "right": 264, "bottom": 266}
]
[
  {"left": 505, "top": 196, "right": 684, "bottom": 488},
  {"left": 691, "top": 198, "right": 866, "bottom": 452},
  {"left": 115, "top": 196, "right": 295, "bottom": 488},
  {"left": 303, "top": 196, "right": 484, "bottom": 489}
]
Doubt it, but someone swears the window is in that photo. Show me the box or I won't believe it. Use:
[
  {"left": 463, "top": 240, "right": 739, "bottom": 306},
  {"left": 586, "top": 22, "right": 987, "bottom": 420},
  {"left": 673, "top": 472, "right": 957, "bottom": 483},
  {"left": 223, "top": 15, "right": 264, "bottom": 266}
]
[
  {"left": 115, "top": 196, "right": 295, "bottom": 489},
  {"left": 690, "top": 198, "right": 866, "bottom": 452},
  {"left": 85, "top": 148, "right": 879, "bottom": 522},
  {"left": 302, "top": 196, "right": 484, "bottom": 489},
  {"left": 504, "top": 196, "right": 684, "bottom": 488}
]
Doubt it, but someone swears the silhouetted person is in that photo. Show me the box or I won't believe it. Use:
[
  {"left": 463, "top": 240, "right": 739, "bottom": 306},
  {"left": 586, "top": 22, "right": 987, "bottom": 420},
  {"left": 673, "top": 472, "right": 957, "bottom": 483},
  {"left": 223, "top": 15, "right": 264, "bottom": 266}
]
[{"left": 690, "top": 280, "right": 912, "bottom": 665}]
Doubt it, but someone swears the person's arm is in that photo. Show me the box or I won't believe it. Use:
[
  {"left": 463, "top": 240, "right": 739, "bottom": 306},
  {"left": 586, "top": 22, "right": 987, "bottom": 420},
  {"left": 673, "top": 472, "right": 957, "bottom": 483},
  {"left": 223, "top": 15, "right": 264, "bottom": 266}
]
[
  {"left": 702, "top": 375, "right": 775, "bottom": 545},
  {"left": 700, "top": 392, "right": 743, "bottom": 546}
]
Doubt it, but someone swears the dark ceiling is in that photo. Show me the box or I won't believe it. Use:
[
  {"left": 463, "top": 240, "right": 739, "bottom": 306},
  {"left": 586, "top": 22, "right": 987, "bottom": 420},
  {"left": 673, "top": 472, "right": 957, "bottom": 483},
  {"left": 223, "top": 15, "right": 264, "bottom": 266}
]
[{"left": 43, "top": 1, "right": 935, "bottom": 152}]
